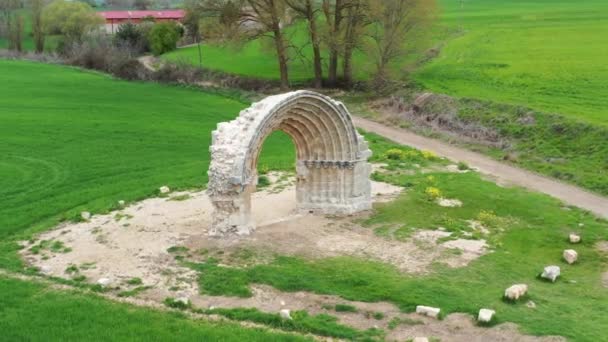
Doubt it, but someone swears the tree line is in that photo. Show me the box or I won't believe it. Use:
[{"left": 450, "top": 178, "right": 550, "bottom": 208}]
[
  {"left": 184, "top": 0, "right": 437, "bottom": 89},
  {"left": 0, "top": 0, "right": 184, "bottom": 55}
]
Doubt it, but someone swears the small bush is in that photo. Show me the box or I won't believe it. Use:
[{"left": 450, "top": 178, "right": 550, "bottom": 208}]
[
  {"left": 384, "top": 148, "right": 408, "bottom": 160},
  {"left": 164, "top": 297, "right": 191, "bottom": 310},
  {"left": 334, "top": 304, "right": 358, "bottom": 312},
  {"left": 148, "top": 22, "right": 180, "bottom": 56},
  {"left": 457, "top": 161, "right": 469, "bottom": 170},
  {"left": 167, "top": 246, "right": 189, "bottom": 254},
  {"left": 421, "top": 150, "right": 438, "bottom": 160},
  {"left": 425, "top": 186, "right": 442, "bottom": 200},
  {"left": 257, "top": 175, "right": 271, "bottom": 188},
  {"left": 126, "top": 277, "right": 143, "bottom": 285}
]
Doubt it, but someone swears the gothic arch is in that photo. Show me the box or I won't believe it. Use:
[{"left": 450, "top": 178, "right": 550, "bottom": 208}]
[{"left": 207, "top": 90, "right": 372, "bottom": 236}]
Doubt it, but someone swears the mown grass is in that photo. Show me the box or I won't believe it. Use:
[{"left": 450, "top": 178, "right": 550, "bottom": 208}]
[
  {"left": 0, "top": 59, "right": 294, "bottom": 270},
  {"left": 185, "top": 133, "right": 608, "bottom": 341},
  {"left": 415, "top": 0, "right": 608, "bottom": 125},
  {"left": 0, "top": 276, "right": 309, "bottom": 341}
]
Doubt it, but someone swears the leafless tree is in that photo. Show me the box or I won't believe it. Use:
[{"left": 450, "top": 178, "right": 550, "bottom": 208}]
[
  {"left": 367, "top": 0, "right": 437, "bottom": 85},
  {"left": 342, "top": 0, "right": 368, "bottom": 88},
  {"left": 31, "top": 0, "right": 44, "bottom": 53},
  {"left": 244, "top": 0, "right": 290, "bottom": 89},
  {"left": 1, "top": 0, "right": 24, "bottom": 51},
  {"left": 321, "top": 0, "right": 345, "bottom": 87},
  {"left": 285, "top": 0, "right": 322, "bottom": 88}
]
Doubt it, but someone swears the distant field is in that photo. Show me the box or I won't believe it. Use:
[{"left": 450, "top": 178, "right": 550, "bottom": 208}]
[
  {"left": 415, "top": 0, "right": 608, "bottom": 125},
  {"left": 162, "top": 21, "right": 417, "bottom": 83}
]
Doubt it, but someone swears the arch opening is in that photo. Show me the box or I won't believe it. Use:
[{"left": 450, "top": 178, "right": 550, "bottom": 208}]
[{"left": 207, "top": 91, "right": 372, "bottom": 237}]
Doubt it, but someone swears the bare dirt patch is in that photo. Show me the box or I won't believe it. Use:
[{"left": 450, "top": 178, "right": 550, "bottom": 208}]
[{"left": 20, "top": 170, "right": 551, "bottom": 340}]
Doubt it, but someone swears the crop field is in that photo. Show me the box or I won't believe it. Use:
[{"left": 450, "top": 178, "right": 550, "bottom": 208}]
[
  {"left": 2, "top": 61, "right": 607, "bottom": 341},
  {"left": 415, "top": 0, "right": 608, "bottom": 125}
]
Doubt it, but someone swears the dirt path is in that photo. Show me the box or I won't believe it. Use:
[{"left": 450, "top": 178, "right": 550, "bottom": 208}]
[{"left": 354, "top": 116, "right": 608, "bottom": 219}]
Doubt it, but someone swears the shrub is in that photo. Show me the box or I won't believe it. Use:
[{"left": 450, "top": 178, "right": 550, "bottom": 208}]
[
  {"left": 114, "top": 22, "right": 148, "bottom": 53},
  {"left": 384, "top": 148, "right": 407, "bottom": 160},
  {"left": 425, "top": 186, "right": 442, "bottom": 200},
  {"left": 334, "top": 304, "right": 357, "bottom": 312},
  {"left": 421, "top": 150, "right": 438, "bottom": 160},
  {"left": 257, "top": 175, "right": 271, "bottom": 188},
  {"left": 148, "top": 22, "right": 180, "bottom": 56},
  {"left": 457, "top": 161, "right": 469, "bottom": 170}
]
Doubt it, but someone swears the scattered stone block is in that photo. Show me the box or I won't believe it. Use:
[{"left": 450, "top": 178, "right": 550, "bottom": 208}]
[
  {"left": 159, "top": 186, "right": 171, "bottom": 194},
  {"left": 478, "top": 308, "right": 495, "bottom": 323},
  {"left": 413, "top": 337, "right": 429, "bottom": 342},
  {"left": 563, "top": 249, "right": 578, "bottom": 264},
  {"left": 280, "top": 309, "right": 292, "bottom": 320},
  {"left": 416, "top": 305, "right": 441, "bottom": 318},
  {"left": 97, "top": 278, "right": 111, "bottom": 286},
  {"left": 175, "top": 297, "right": 190, "bottom": 306},
  {"left": 40, "top": 265, "right": 52, "bottom": 275},
  {"left": 118, "top": 200, "right": 125, "bottom": 207},
  {"left": 569, "top": 234, "right": 581, "bottom": 244},
  {"left": 280, "top": 300, "right": 286, "bottom": 306},
  {"left": 504, "top": 284, "right": 528, "bottom": 300},
  {"left": 81, "top": 211, "right": 91, "bottom": 220},
  {"left": 541, "top": 265, "right": 561, "bottom": 282},
  {"left": 437, "top": 198, "right": 463, "bottom": 207},
  {"left": 526, "top": 300, "right": 536, "bottom": 309}
]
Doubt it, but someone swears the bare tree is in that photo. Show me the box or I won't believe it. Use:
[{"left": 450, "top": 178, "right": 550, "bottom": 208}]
[
  {"left": 285, "top": 0, "right": 322, "bottom": 87},
  {"left": 321, "top": 0, "right": 344, "bottom": 87},
  {"left": 342, "top": 0, "right": 367, "bottom": 88},
  {"left": 31, "top": 0, "right": 44, "bottom": 53},
  {"left": 0, "top": 0, "right": 23, "bottom": 51},
  {"left": 367, "top": 0, "right": 437, "bottom": 85},
  {"left": 244, "top": 0, "right": 290, "bottom": 89}
]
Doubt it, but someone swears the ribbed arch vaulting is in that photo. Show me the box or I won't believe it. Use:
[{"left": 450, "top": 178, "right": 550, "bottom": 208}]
[{"left": 207, "top": 91, "right": 372, "bottom": 236}]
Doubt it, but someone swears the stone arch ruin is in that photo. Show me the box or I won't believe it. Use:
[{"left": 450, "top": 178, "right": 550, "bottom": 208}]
[{"left": 207, "top": 90, "right": 372, "bottom": 236}]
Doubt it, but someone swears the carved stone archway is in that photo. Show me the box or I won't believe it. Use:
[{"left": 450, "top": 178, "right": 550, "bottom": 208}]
[{"left": 207, "top": 91, "right": 372, "bottom": 236}]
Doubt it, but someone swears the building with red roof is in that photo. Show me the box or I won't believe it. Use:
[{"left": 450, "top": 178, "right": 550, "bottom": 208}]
[{"left": 98, "top": 10, "right": 185, "bottom": 33}]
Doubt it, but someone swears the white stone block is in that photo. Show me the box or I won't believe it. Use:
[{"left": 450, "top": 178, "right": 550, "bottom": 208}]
[
  {"left": 478, "top": 308, "right": 495, "bottom": 323},
  {"left": 569, "top": 234, "right": 581, "bottom": 243},
  {"left": 541, "top": 265, "right": 560, "bottom": 282},
  {"left": 504, "top": 284, "right": 527, "bottom": 300},
  {"left": 416, "top": 305, "right": 440, "bottom": 318},
  {"left": 97, "top": 278, "right": 111, "bottom": 286},
  {"left": 81, "top": 211, "right": 91, "bottom": 220},
  {"left": 413, "top": 338, "right": 429, "bottom": 342},
  {"left": 159, "top": 186, "right": 171, "bottom": 194},
  {"left": 279, "top": 309, "right": 292, "bottom": 320},
  {"left": 563, "top": 249, "right": 578, "bottom": 264}
]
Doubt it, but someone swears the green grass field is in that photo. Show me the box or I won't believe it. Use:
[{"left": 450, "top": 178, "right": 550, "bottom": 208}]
[
  {"left": 2, "top": 60, "right": 608, "bottom": 341},
  {"left": 415, "top": 0, "right": 608, "bottom": 125},
  {"left": 0, "top": 60, "right": 293, "bottom": 269}
]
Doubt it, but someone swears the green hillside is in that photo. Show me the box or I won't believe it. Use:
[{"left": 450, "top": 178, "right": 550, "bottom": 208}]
[{"left": 415, "top": 0, "right": 608, "bottom": 125}]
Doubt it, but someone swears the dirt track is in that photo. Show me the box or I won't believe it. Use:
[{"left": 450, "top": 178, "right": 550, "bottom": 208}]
[{"left": 354, "top": 116, "right": 608, "bottom": 219}]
